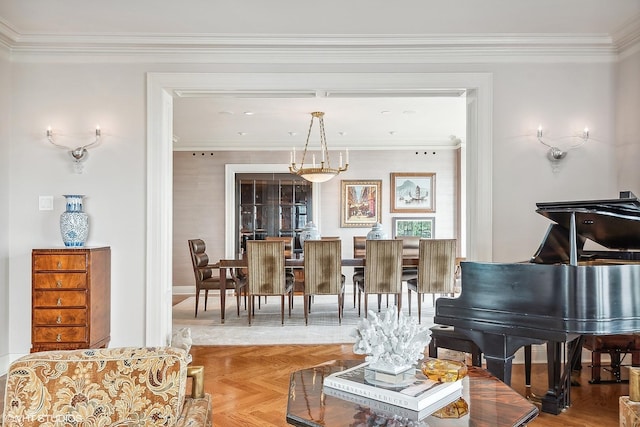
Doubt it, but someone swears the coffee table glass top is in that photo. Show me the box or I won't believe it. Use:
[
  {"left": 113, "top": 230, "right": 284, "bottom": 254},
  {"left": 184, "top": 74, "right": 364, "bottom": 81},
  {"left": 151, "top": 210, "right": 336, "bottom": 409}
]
[{"left": 286, "top": 360, "right": 538, "bottom": 427}]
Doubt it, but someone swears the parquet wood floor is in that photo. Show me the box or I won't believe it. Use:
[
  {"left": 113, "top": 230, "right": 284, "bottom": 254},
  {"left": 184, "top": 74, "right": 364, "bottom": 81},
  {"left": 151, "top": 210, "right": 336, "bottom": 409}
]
[
  {"left": 0, "top": 345, "right": 627, "bottom": 426},
  {"left": 191, "top": 344, "right": 626, "bottom": 427}
]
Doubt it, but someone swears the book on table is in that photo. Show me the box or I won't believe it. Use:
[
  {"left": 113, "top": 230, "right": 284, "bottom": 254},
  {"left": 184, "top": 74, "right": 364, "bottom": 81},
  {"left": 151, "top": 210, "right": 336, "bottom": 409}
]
[
  {"left": 323, "top": 383, "right": 463, "bottom": 421},
  {"left": 323, "top": 361, "right": 463, "bottom": 411}
]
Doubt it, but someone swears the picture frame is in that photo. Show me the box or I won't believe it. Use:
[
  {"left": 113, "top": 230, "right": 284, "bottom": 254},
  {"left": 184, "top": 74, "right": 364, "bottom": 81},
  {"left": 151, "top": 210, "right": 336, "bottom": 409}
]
[
  {"left": 392, "top": 217, "right": 435, "bottom": 238},
  {"left": 341, "top": 180, "right": 382, "bottom": 227},
  {"left": 390, "top": 172, "right": 436, "bottom": 213}
]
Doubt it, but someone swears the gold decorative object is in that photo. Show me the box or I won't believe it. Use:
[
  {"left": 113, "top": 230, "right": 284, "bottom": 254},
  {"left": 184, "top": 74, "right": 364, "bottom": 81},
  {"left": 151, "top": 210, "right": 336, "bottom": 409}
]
[
  {"left": 630, "top": 367, "right": 640, "bottom": 401},
  {"left": 420, "top": 358, "right": 468, "bottom": 382},
  {"left": 432, "top": 397, "right": 469, "bottom": 419}
]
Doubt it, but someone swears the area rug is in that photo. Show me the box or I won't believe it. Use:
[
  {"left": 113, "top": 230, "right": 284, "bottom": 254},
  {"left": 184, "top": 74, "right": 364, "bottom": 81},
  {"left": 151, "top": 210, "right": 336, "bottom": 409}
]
[{"left": 172, "top": 293, "right": 437, "bottom": 346}]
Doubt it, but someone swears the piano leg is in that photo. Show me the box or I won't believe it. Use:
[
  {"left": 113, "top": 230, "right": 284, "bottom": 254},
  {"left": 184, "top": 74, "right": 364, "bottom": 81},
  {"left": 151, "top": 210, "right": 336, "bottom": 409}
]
[
  {"left": 524, "top": 345, "right": 542, "bottom": 403},
  {"left": 541, "top": 336, "right": 584, "bottom": 415},
  {"left": 462, "top": 330, "right": 541, "bottom": 385}
]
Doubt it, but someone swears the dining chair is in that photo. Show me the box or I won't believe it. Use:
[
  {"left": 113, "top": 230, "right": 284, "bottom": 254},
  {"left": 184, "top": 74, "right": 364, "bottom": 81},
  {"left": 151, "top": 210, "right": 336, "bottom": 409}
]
[
  {"left": 357, "top": 239, "right": 404, "bottom": 318},
  {"left": 188, "top": 238, "right": 246, "bottom": 318},
  {"left": 246, "top": 240, "right": 294, "bottom": 325},
  {"left": 264, "top": 236, "right": 297, "bottom": 302},
  {"left": 407, "top": 239, "right": 457, "bottom": 323},
  {"left": 303, "top": 239, "right": 345, "bottom": 325},
  {"left": 399, "top": 236, "right": 420, "bottom": 284},
  {"left": 265, "top": 236, "right": 294, "bottom": 258},
  {"left": 352, "top": 236, "right": 367, "bottom": 308}
]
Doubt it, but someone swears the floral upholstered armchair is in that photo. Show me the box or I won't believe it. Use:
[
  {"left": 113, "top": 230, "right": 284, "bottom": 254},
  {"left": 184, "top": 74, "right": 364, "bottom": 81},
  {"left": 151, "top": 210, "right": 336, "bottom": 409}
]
[{"left": 2, "top": 347, "right": 212, "bottom": 426}]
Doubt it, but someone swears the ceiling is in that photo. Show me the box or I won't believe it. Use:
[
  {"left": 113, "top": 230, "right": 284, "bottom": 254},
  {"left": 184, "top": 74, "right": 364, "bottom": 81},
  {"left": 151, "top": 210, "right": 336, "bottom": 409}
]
[
  {"left": 1, "top": 0, "right": 638, "bottom": 151},
  {"left": 1, "top": 0, "right": 638, "bottom": 36}
]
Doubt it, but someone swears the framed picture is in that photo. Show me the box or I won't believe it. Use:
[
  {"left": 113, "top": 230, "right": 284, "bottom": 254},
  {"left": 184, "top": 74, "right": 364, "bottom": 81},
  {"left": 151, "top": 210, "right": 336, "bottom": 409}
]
[
  {"left": 392, "top": 217, "right": 435, "bottom": 238},
  {"left": 341, "top": 180, "right": 382, "bottom": 227},
  {"left": 390, "top": 172, "right": 435, "bottom": 213}
]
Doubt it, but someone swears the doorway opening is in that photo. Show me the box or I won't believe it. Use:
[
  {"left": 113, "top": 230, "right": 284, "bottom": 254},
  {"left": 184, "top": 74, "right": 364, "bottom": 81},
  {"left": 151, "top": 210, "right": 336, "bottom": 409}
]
[{"left": 147, "top": 72, "right": 493, "bottom": 345}]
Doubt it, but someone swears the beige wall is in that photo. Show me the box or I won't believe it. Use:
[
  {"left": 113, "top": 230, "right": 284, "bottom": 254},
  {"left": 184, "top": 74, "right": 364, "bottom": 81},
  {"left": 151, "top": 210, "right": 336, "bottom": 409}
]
[{"left": 173, "top": 149, "right": 458, "bottom": 287}]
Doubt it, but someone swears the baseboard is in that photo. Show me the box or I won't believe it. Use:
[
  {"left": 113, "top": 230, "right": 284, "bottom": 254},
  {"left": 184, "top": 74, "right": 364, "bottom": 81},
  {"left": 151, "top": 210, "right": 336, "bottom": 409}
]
[
  {"left": 0, "top": 353, "right": 8, "bottom": 376},
  {"left": 173, "top": 285, "right": 194, "bottom": 295},
  {"left": 0, "top": 352, "right": 29, "bottom": 376}
]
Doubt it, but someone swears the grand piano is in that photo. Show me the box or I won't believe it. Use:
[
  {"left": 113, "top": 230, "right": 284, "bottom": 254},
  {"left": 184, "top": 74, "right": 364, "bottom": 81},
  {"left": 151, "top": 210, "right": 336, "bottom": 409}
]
[{"left": 434, "top": 191, "right": 640, "bottom": 414}]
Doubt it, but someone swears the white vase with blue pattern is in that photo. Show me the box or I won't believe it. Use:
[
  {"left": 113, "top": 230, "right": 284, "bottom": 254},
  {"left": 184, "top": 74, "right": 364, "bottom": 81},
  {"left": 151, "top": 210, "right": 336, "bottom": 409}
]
[
  {"left": 60, "top": 194, "right": 89, "bottom": 247},
  {"left": 299, "top": 222, "right": 320, "bottom": 247},
  {"left": 367, "top": 223, "right": 388, "bottom": 240}
]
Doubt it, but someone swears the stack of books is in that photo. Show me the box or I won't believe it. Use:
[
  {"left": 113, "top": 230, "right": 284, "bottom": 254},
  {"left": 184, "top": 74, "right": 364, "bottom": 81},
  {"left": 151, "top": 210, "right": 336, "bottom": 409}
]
[{"left": 323, "top": 362, "right": 463, "bottom": 421}]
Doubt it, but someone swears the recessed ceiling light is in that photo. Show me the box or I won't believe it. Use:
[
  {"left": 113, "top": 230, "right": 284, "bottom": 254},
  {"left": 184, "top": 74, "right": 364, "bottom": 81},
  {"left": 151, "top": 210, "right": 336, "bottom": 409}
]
[
  {"left": 288, "top": 132, "right": 297, "bottom": 136},
  {"left": 381, "top": 110, "right": 391, "bottom": 115},
  {"left": 389, "top": 131, "right": 397, "bottom": 135},
  {"left": 238, "top": 132, "right": 247, "bottom": 136},
  {"left": 243, "top": 111, "right": 255, "bottom": 115},
  {"left": 338, "top": 132, "right": 347, "bottom": 136}
]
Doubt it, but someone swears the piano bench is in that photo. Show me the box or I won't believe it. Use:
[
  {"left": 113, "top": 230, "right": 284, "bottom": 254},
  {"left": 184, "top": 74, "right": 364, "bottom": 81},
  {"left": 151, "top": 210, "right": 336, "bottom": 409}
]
[
  {"left": 583, "top": 335, "right": 640, "bottom": 384},
  {"left": 428, "top": 325, "right": 483, "bottom": 367}
]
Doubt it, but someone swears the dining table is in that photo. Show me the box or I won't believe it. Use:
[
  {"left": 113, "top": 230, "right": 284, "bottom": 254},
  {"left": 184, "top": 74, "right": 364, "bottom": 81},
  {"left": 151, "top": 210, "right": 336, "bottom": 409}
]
[{"left": 217, "top": 257, "right": 419, "bottom": 324}]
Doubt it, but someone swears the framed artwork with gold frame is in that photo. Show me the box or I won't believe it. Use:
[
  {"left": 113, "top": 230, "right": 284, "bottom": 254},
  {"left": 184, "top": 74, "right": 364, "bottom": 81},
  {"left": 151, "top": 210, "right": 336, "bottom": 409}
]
[
  {"left": 341, "top": 180, "right": 382, "bottom": 228},
  {"left": 390, "top": 172, "right": 435, "bottom": 213}
]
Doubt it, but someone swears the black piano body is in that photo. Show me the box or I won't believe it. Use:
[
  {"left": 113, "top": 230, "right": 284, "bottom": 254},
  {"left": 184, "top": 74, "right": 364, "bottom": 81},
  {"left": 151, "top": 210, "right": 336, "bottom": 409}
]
[{"left": 435, "top": 192, "right": 640, "bottom": 415}]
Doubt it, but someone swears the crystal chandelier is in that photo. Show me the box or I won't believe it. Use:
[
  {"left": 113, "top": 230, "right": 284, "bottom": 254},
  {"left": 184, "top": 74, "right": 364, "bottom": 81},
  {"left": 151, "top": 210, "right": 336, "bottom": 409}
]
[{"left": 289, "top": 112, "right": 349, "bottom": 183}]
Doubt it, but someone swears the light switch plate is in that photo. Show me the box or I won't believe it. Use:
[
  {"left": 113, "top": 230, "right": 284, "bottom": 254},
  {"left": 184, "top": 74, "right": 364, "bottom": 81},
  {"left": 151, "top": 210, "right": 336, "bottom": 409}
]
[{"left": 39, "top": 195, "right": 54, "bottom": 211}]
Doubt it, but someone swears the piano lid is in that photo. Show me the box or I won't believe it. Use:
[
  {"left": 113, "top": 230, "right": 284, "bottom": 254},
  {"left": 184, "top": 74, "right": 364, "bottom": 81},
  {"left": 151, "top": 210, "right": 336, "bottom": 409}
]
[{"left": 535, "top": 191, "right": 640, "bottom": 251}]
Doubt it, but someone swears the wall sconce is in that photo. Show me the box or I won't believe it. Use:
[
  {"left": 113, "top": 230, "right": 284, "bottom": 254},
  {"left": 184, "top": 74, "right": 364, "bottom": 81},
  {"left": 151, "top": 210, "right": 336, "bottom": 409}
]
[
  {"left": 46, "top": 125, "right": 102, "bottom": 173},
  {"left": 536, "top": 125, "right": 589, "bottom": 172}
]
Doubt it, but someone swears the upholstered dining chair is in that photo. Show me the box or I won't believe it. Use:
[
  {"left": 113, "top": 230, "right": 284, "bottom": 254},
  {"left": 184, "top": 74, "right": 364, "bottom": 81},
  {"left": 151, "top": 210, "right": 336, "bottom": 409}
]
[
  {"left": 407, "top": 239, "right": 457, "bottom": 323},
  {"left": 303, "top": 239, "right": 345, "bottom": 325},
  {"left": 265, "top": 235, "right": 298, "bottom": 297},
  {"left": 399, "top": 236, "right": 420, "bottom": 284},
  {"left": 246, "top": 240, "right": 294, "bottom": 325},
  {"left": 264, "top": 236, "right": 294, "bottom": 257},
  {"left": 357, "top": 239, "right": 404, "bottom": 318},
  {"left": 188, "top": 238, "right": 245, "bottom": 318}
]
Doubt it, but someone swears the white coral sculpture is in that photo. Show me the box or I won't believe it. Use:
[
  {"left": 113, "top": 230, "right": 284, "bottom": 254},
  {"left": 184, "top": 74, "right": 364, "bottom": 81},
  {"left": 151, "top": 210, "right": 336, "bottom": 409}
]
[{"left": 351, "top": 306, "right": 431, "bottom": 368}]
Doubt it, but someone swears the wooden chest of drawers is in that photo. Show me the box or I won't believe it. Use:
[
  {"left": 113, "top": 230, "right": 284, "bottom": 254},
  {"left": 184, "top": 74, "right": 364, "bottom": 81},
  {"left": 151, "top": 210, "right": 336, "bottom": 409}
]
[{"left": 31, "top": 247, "right": 111, "bottom": 352}]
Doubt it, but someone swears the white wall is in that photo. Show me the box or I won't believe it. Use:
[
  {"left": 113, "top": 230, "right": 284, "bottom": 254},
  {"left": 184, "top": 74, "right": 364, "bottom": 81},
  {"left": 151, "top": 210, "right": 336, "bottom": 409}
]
[
  {"left": 491, "top": 62, "right": 618, "bottom": 261},
  {"left": 0, "top": 45, "right": 10, "bottom": 367},
  {"left": 173, "top": 149, "right": 457, "bottom": 287},
  {"left": 2, "top": 57, "right": 628, "bottom": 363},
  {"left": 8, "top": 62, "right": 150, "bottom": 356},
  {"left": 616, "top": 49, "right": 640, "bottom": 195}
]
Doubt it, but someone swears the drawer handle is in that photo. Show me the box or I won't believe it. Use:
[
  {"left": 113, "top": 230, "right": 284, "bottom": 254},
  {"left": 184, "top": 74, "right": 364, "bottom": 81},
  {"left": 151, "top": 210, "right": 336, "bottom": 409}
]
[
  {"left": 56, "top": 298, "right": 62, "bottom": 306},
  {"left": 57, "top": 261, "right": 62, "bottom": 269},
  {"left": 56, "top": 280, "right": 62, "bottom": 288},
  {"left": 56, "top": 334, "right": 62, "bottom": 342},
  {"left": 56, "top": 316, "right": 62, "bottom": 324}
]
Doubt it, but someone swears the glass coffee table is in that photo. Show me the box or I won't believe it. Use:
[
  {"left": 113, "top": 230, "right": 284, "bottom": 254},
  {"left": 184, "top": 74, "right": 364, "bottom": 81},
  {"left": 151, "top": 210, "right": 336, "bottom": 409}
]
[{"left": 286, "top": 360, "right": 538, "bottom": 427}]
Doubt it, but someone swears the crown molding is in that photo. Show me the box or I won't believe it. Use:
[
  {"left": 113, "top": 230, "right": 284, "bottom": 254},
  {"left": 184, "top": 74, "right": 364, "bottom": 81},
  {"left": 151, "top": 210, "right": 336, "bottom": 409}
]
[
  {"left": 0, "top": 31, "right": 624, "bottom": 64},
  {"left": 0, "top": 18, "right": 17, "bottom": 50},
  {"left": 613, "top": 15, "right": 640, "bottom": 59}
]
